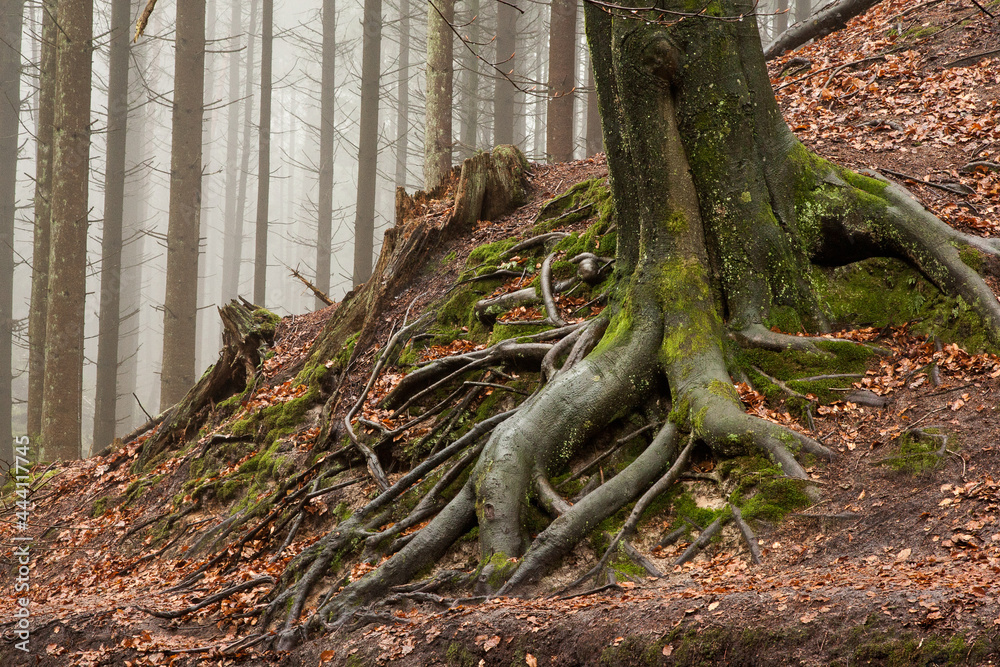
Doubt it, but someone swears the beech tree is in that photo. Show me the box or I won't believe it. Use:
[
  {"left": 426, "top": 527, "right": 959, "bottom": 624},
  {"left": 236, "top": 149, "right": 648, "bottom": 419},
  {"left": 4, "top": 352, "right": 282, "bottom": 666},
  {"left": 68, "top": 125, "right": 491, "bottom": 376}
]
[{"left": 248, "top": 0, "right": 1000, "bottom": 645}]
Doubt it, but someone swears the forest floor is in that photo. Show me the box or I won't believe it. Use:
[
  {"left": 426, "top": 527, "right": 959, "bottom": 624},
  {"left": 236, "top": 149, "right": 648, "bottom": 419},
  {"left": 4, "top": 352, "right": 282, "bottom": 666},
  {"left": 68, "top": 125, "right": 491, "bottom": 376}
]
[{"left": 4, "top": 1, "right": 1000, "bottom": 665}]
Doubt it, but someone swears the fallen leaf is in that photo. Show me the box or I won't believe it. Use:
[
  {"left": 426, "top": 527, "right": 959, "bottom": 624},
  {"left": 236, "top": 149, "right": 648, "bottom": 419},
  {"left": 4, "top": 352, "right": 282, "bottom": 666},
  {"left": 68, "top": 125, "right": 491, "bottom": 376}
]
[
  {"left": 526, "top": 654, "right": 538, "bottom": 667},
  {"left": 483, "top": 635, "right": 501, "bottom": 652}
]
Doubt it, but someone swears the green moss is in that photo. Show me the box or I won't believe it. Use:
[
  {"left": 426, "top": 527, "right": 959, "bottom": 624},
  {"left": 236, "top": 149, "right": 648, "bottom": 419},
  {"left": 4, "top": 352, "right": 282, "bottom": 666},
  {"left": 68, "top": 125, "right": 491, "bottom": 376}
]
[
  {"left": 878, "top": 429, "right": 950, "bottom": 474},
  {"left": 91, "top": 496, "right": 112, "bottom": 517},
  {"left": 599, "top": 635, "right": 668, "bottom": 666},
  {"left": 849, "top": 631, "right": 986, "bottom": 666},
  {"left": 724, "top": 455, "right": 811, "bottom": 522},
  {"left": 445, "top": 642, "right": 478, "bottom": 667},
  {"left": 252, "top": 308, "right": 281, "bottom": 338},
  {"left": 765, "top": 305, "right": 804, "bottom": 334},
  {"left": 958, "top": 245, "right": 985, "bottom": 273},
  {"left": 815, "top": 258, "right": 992, "bottom": 352},
  {"left": 466, "top": 237, "right": 518, "bottom": 271},
  {"left": 489, "top": 321, "right": 551, "bottom": 344},
  {"left": 533, "top": 178, "right": 611, "bottom": 233},
  {"left": 334, "top": 331, "right": 361, "bottom": 368}
]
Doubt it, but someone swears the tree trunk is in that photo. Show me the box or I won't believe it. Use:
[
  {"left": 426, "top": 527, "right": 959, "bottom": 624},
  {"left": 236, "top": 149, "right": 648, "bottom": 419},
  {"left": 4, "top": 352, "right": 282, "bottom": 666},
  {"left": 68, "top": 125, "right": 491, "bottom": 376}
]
[
  {"left": 775, "top": 0, "right": 789, "bottom": 37},
  {"left": 197, "top": 0, "right": 218, "bottom": 374},
  {"left": 221, "top": 0, "right": 247, "bottom": 305},
  {"left": 458, "top": 0, "right": 480, "bottom": 160},
  {"left": 796, "top": 0, "right": 811, "bottom": 22},
  {"left": 493, "top": 0, "right": 516, "bottom": 147},
  {"left": 352, "top": 0, "right": 382, "bottom": 286},
  {"left": 41, "top": 0, "right": 93, "bottom": 460},
  {"left": 160, "top": 0, "right": 206, "bottom": 410},
  {"left": 394, "top": 0, "right": 410, "bottom": 189},
  {"left": 765, "top": 0, "right": 882, "bottom": 60},
  {"left": 117, "top": 41, "right": 148, "bottom": 434},
  {"left": 585, "top": 63, "right": 601, "bottom": 156},
  {"left": 93, "top": 0, "right": 131, "bottom": 450},
  {"left": 253, "top": 0, "right": 272, "bottom": 305},
  {"left": 316, "top": 0, "right": 336, "bottom": 308},
  {"left": 424, "top": 0, "right": 454, "bottom": 190},
  {"left": 265, "top": 0, "right": 1000, "bottom": 637},
  {"left": 0, "top": 0, "right": 24, "bottom": 463},
  {"left": 28, "top": 0, "right": 56, "bottom": 442},
  {"left": 546, "top": 0, "right": 576, "bottom": 163}
]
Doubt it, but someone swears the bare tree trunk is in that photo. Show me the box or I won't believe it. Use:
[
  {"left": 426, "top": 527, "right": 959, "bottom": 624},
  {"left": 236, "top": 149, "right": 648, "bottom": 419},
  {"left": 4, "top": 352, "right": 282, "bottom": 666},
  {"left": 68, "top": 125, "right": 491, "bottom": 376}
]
[
  {"left": 117, "top": 44, "right": 148, "bottom": 434},
  {"left": 41, "top": 0, "right": 93, "bottom": 459},
  {"left": 222, "top": 0, "right": 245, "bottom": 304},
  {"left": 796, "top": 0, "right": 811, "bottom": 21},
  {"left": 766, "top": 0, "right": 882, "bottom": 60},
  {"left": 546, "top": 0, "right": 576, "bottom": 163},
  {"left": 776, "top": 0, "right": 789, "bottom": 36},
  {"left": 92, "top": 0, "right": 131, "bottom": 450},
  {"left": 394, "top": 0, "right": 409, "bottom": 189},
  {"left": 585, "top": 66, "right": 601, "bottom": 157},
  {"left": 352, "top": 0, "right": 382, "bottom": 286},
  {"left": 230, "top": 0, "right": 258, "bottom": 301},
  {"left": 493, "top": 0, "right": 516, "bottom": 147},
  {"left": 197, "top": 0, "right": 217, "bottom": 374},
  {"left": 423, "top": 0, "right": 453, "bottom": 190},
  {"left": 27, "top": 0, "right": 56, "bottom": 442},
  {"left": 0, "top": 0, "right": 24, "bottom": 462},
  {"left": 253, "top": 0, "right": 272, "bottom": 305},
  {"left": 458, "top": 0, "right": 479, "bottom": 159},
  {"left": 159, "top": 0, "right": 206, "bottom": 410},
  {"left": 316, "top": 0, "right": 336, "bottom": 307}
]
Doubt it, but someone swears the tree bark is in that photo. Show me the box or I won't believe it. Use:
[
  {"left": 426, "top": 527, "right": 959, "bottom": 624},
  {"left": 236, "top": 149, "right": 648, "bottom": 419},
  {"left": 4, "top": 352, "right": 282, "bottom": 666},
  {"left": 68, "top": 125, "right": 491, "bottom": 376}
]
[
  {"left": 352, "top": 0, "right": 382, "bottom": 286},
  {"left": 27, "top": 0, "right": 56, "bottom": 442},
  {"left": 117, "top": 37, "right": 148, "bottom": 434},
  {"left": 253, "top": 0, "right": 273, "bottom": 305},
  {"left": 795, "top": 0, "right": 812, "bottom": 22},
  {"left": 585, "top": 65, "right": 601, "bottom": 157},
  {"left": 93, "top": 0, "right": 131, "bottom": 450},
  {"left": 424, "top": 0, "right": 454, "bottom": 189},
  {"left": 394, "top": 0, "right": 410, "bottom": 189},
  {"left": 263, "top": 0, "right": 1000, "bottom": 640},
  {"left": 0, "top": 0, "right": 24, "bottom": 463},
  {"left": 765, "top": 0, "right": 882, "bottom": 61},
  {"left": 221, "top": 0, "right": 249, "bottom": 305},
  {"left": 458, "top": 0, "right": 480, "bottom": 160},
  {"left": 493, "top": 0, "right": 516, "bottom": 146},
  {"left": 160, "top": 0, "right": 206, "bottom": 410},
  {"left": 316, "top": 0, "right": 336, "bottom": 307},
  {"left": 546, "top": 0, "right": 576, "bottom": 163},
  {"left": 41, "top": 0, "right": 93, "bottom": 459}
]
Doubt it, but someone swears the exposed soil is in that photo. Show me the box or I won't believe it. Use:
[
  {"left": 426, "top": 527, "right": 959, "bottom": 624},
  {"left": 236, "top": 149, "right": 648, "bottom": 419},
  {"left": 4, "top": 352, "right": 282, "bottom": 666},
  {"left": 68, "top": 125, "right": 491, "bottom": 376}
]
[{"left": 3, "top": 2, "right": 1000, "bottom": 665}]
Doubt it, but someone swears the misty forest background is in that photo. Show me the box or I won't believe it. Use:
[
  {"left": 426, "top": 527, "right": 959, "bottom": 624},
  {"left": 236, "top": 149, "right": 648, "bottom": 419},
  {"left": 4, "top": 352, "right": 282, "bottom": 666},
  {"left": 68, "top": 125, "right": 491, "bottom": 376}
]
[{"left": 0, "top": 0, "right": 818, "bottom": 460}]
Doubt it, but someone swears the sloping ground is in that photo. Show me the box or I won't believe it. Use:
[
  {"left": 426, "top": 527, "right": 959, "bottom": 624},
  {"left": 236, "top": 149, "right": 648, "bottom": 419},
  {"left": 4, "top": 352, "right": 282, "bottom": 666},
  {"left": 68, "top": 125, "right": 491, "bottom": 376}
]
[{"left": 3, "top": 1, "right": 1000, "bottom": 665}]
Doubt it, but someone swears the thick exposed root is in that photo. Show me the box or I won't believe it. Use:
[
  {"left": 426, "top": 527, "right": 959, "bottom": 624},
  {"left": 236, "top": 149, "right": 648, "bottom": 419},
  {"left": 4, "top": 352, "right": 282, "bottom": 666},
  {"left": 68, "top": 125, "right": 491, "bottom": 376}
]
[
  {"left": 496, "top": 420, "right": 678, "bottom": 595},
  {"left": 474, "top": 305, "right": 663, "bottom": 560}
]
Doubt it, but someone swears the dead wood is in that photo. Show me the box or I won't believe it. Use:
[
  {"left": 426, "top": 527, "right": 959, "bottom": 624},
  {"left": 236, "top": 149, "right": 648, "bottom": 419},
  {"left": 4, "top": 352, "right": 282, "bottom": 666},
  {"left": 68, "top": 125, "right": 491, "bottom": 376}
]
[{"left": 765, "top": 0, "right": 884, "bottom": 61}]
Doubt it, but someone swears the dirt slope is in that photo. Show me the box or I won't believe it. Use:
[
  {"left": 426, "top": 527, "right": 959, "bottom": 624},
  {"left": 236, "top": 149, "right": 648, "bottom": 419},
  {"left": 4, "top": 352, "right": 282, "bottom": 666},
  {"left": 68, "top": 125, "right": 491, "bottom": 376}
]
[{"left": 3, "top": 1, "right": 1000, "bottom": 665}]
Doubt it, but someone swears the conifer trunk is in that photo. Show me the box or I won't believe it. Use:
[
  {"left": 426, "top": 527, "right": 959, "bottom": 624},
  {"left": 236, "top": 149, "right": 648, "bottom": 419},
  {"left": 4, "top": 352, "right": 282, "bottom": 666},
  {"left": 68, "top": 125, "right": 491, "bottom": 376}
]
[
  {"left": 41, "top": 0, "right": 93, "bottom": 459},
  {"left": 160, "top": 0, "right": 206, "bottom": 410}
]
